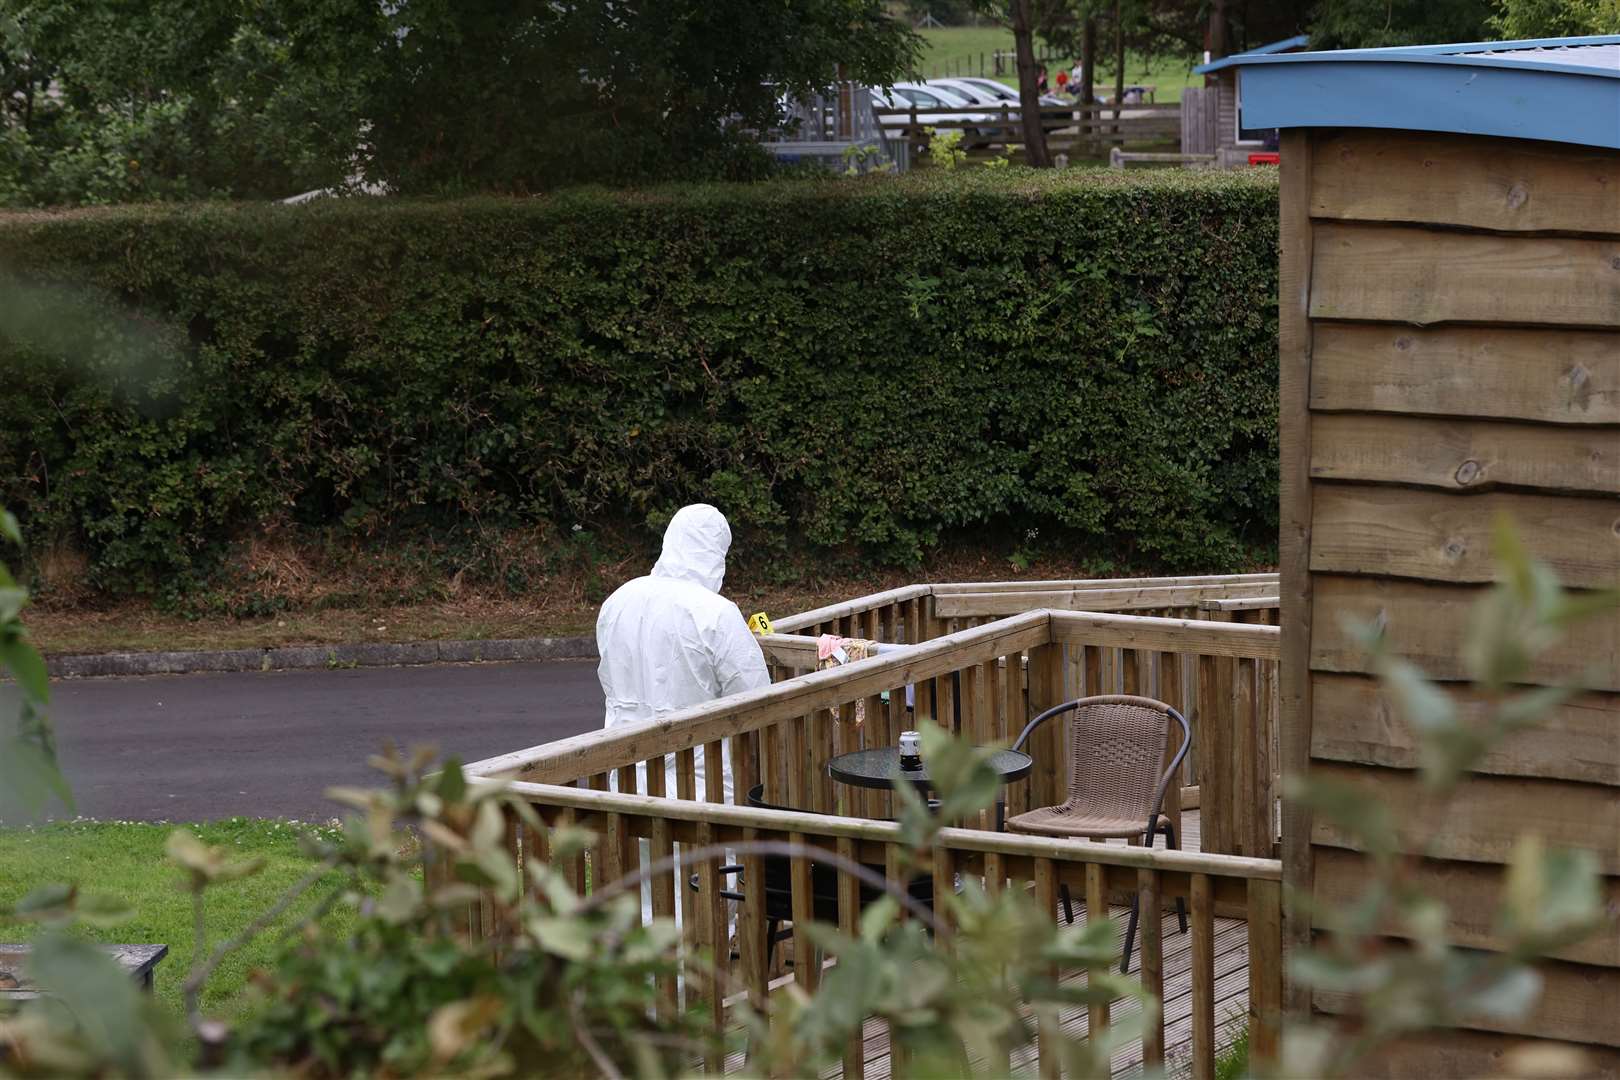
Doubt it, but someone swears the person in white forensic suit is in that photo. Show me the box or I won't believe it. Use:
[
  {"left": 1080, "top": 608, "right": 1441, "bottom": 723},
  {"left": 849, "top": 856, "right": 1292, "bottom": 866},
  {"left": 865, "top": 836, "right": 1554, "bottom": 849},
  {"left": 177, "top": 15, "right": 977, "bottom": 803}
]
[
  {"left": 596, "top": 503, "right": 770, "bottom": 798},
  {"left": 596, "top": 504, "right": 769, "bottom": 930}
]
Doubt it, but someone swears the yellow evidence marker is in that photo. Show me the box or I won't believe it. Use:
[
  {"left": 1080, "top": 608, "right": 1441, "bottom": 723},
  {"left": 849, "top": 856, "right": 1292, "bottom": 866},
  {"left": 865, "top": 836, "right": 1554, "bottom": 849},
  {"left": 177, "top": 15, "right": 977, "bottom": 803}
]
[{"left": 746, "top": 612, "right": 774, "bottom": 636}]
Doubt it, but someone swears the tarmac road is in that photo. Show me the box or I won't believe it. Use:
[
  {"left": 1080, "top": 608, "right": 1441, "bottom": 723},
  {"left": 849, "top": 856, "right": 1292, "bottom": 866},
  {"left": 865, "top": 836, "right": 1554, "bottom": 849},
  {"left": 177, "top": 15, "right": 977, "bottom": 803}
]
[{"left": 12, "top": 661, "right": 605, "bottom": 823}]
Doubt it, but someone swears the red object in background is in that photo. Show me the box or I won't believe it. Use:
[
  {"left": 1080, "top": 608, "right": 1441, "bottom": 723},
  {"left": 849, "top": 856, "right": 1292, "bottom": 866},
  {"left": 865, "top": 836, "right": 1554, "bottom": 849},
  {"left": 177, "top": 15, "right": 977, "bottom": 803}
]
[{"left": 1248, "top": 152, "right": 1280, "bottom": 166}]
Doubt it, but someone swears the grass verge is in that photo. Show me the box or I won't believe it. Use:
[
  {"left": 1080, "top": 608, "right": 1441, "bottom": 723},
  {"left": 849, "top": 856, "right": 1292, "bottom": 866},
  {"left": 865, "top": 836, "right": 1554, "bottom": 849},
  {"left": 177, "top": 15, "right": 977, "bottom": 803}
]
[{"left": 0, "top": 818, "right": 355, "bottom": 1022}]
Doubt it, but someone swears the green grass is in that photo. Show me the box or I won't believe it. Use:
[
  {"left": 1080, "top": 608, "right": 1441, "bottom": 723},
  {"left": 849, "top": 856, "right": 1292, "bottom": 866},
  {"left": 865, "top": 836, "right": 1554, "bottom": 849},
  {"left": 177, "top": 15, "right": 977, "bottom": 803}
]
[
  {"left": 1214, "top": 1019, "right": 1250, "bottom": 1080},
  {"left": 0, "top": 818, "right": 355, "bottom": 1022},
  {"left": 916, "top": 24, "right": 1203, "bottom": 100}
]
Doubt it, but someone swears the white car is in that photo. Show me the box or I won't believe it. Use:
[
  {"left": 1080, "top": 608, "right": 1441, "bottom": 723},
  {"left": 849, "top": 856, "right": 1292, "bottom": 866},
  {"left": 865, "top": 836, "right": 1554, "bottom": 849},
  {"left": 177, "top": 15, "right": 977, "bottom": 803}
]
[
  {"left": 936, "top": 76, "right": 1068, "bottom": 109},
  {"left": 922, "top": 78, "right": 1010, "bottom": 108},
  {"left": 869, "top": 83, "right": 994, "bottom": 138}
]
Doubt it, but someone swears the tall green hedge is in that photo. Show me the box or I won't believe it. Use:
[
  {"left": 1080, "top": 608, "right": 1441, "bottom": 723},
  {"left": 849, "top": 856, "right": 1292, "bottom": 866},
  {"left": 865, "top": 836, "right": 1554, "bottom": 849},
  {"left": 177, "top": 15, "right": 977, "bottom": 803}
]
[{"left": 0, "top": 169, "right": 1281, "bottom": 596}]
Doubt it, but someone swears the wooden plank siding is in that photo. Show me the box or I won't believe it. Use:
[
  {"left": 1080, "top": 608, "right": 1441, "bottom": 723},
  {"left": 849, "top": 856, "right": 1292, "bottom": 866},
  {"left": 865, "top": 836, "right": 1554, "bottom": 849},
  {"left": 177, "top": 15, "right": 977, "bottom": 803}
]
[
  {"left": 1356, "top": 1030, "right": 1620, "bottom": 1078},
  {"left": 1284, "top": 127, "right": 1620, "bottom": 1062},
  {"left": 1308, "top": 128, "right": 1620, "bottom": 235},
  {"left": 1216, "top": 79, "right": 1238, "bottom": 154},
  {"left": 1310, "top": 672, "right": 1620, "bottom": 788},
  {"left": 1315, "top": 953, "right": 1620, "bottom": 1048},
  {"left": 1309, "top": 575, "right": 1620, "bottom": 691},
  {"left": 1309, "top": 222, "right": 1620, "bottom": 328},
  {"left": 1312, "top": 847, "right": 1620, "bottom": 968},
  {"left": 1309, "top": 760, "right": 1620, "bottom": 876},
  {"left": 1310, "top": 484, "right": 1620, "bottom": 588},
  {"left": 1310, "top": 322, "right": 1620, "bottom": 426},
  {"left": 1309, "top": 412, "right": 1620, "bottom": 495}
]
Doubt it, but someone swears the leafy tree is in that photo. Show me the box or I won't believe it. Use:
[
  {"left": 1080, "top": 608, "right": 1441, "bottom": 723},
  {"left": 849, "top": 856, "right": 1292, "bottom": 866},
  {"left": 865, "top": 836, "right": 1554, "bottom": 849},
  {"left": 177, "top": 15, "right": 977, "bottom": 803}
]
[
  {"left": 1488, "top": 0, "right": 1620, "bottom": 35},
  {"left": 1220, "top": 0, "right": 1313, "bottom": 52},
  {"left": 365, "top": 0, "right": 919, "bottom": 194},
  {"left": 903, "top": 0, "right": 985, "bottom": 24},
  {"left": 0, "top": 0, "right": 383, "bottom": 206},
  {"left": 1306, "top": 0, "right": 1495, "bottom": 48},
  {"left": 1024, "top": 0, "right": 1310, "bottom": 119},
  {"left": 0, "top": 0, "right": 919, "bottom": 205},
  {"left": 1032, "top": 0, "right": 1311, "bottom": 90},
  {"left": 1039, "top": 1, "right": 1205, "bottom": 114},
  {"left": 1008, "top": 0, "right": 1054, "bottom": 165}
]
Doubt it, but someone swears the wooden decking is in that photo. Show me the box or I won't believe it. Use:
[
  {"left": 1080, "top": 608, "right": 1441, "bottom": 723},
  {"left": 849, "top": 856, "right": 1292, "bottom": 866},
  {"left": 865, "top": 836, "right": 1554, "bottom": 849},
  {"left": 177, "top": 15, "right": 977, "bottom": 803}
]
[{"left": 725, "top": 810, "right": 1251, "bottom": 1077}]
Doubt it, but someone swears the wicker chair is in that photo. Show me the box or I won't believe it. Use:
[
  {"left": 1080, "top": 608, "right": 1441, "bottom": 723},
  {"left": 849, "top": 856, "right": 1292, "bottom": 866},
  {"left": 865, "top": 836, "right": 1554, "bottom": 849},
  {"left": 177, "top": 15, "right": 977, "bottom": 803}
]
[{"left": 1004, "top": 694, "right": 1191, "bottom": 975}]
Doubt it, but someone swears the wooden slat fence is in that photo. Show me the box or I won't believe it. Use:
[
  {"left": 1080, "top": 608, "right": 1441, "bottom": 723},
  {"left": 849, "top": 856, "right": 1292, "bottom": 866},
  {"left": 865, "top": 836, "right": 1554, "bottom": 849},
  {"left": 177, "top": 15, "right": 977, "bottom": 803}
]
[{"left": 872, "top": 103, "right": 1182, "bottom": 152}]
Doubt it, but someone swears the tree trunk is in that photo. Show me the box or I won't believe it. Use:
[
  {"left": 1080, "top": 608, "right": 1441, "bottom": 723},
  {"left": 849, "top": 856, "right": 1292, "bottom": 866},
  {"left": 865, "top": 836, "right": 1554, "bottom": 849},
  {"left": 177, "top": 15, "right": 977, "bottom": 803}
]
[
  {"left": 1080, "top": 17, "right": 1096, "bottom": 105},
  {"left": 1011, "top": 0, "right": 1051, "bottom": 167},
  {"left": 1208, "top": 0, "right": 1229, "bottom": 64},
  {"left": 1112, "top": 0, "right": 1125, "bottom": 127}
]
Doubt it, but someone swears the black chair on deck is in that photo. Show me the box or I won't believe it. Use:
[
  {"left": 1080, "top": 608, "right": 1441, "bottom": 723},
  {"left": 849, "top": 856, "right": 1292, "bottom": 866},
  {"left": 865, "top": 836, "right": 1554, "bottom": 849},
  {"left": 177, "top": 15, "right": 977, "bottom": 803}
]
[{"left": 688, "top": 784, "right": 937, "bottom": 968}]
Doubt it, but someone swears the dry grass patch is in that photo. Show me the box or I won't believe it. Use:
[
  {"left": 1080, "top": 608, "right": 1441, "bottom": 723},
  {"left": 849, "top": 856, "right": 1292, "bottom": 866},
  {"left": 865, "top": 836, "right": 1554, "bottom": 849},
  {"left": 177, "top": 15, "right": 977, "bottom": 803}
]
[{"left": 17, "top": 546, "right": 1203, "bottom": 656}]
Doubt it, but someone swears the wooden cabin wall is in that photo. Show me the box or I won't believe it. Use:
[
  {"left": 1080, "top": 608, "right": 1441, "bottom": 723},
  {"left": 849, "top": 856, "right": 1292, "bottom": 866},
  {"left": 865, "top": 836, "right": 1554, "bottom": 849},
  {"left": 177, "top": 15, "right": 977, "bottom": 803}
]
[
  {"left": 1216, "top": 76, "right": 1237, "bottom": 152},
  {"left": 1279, "top": 127, "right": 1620, "bottom": 1066}
]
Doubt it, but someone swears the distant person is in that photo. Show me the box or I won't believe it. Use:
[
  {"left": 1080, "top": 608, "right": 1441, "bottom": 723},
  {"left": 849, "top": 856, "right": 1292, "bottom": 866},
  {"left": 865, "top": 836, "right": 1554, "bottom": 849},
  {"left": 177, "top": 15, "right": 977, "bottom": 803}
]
[
  {"left": 596, "top": 504, "right": 769, "bottom": 804},
  {"left": 1037, "top": 67, "right": 1050, "bottom": 95},
  {"left": 1055, "top": 68, "right": 1069, "bottom": 95}
]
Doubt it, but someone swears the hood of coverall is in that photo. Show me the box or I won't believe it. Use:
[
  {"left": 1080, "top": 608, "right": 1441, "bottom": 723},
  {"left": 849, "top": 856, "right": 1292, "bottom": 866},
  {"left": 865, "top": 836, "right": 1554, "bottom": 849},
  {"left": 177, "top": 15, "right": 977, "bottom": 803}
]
[{"left": 650, "top": 504, "right": 731, "bottom": 594}]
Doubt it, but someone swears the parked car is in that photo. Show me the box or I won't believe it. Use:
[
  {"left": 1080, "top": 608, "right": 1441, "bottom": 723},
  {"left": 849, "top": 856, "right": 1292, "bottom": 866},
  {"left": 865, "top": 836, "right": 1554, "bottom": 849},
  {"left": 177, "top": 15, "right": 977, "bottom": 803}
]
[
  {"left": 924, "top": 77, "right": 1075, "bottom": 141},
  {"left": 939, "top": 75, "right": 1068, "bottom": 109},
  {"left": 921, "top": 79, "right": 1027, "bottom": 139},
  {"left": 869, "top": 83, "right": 993, "bottom": 140},
  {"left": 922, "top": 78, "right": 1009, "bottom": 108}
]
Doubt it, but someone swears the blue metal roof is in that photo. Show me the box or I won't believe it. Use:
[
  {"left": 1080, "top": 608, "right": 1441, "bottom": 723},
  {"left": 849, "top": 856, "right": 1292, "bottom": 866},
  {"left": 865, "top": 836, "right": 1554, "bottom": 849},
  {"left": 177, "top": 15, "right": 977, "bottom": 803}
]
[
  {"left": 1193, "top": 34, "right": 1309, "bottom": 75},
  {"left": 1221, "top": 35, "right": 1620, "bottom": 149}
]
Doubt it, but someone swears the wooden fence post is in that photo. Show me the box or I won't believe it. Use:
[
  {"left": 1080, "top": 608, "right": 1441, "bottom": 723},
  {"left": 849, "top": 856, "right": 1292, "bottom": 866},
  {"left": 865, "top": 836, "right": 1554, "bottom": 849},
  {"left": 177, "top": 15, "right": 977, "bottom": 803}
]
[
  {"left": 1248, "top": 878, "right": 1284, "bottom": 1067},
  {"left": 1191, "top": 873, "right": 1216, "bottom": 1080},
  {"left": 1139, "top": 867, "right": 1166, "bottom": 1067},
  {"left": 1035, "top": 857, "right": 1061, "bottom": 1080},
  {"left": 1027, "top": 641, "right": 1065, "bottom": 811}
]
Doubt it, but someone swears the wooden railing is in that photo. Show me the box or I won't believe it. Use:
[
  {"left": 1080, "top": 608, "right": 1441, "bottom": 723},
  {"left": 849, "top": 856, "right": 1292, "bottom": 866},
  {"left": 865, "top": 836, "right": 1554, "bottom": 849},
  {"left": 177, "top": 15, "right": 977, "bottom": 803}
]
[
  {"left": 777, "top": 575, "right": 1282, "bottom": 849},
  {"left": 490, "top": 782, "right": 1282, "bottom": 1077},
  {"left": 465, "top": 609, "right": 1283, "bottom": 1077},
  {"left": 776, "top": 574, "right": 1278, "bottom": 637}
]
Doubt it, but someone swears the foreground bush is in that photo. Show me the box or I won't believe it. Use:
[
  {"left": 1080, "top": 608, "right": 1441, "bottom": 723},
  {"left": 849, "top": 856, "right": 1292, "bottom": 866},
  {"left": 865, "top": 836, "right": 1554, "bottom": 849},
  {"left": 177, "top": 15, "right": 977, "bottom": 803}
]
[
  {"left": 2, "top": 520, "right": 1613, "bottom": 1078},
  {"left": 0, "top": 169, "right": 1280, "bottom": 598}
]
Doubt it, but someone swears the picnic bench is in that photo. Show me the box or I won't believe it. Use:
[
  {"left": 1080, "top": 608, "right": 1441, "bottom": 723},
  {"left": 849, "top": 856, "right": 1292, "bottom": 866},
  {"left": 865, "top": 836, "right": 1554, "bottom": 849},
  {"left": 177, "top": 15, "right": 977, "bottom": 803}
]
[{"left": 0, "top": 943, "right": 169, "bottom": 999}]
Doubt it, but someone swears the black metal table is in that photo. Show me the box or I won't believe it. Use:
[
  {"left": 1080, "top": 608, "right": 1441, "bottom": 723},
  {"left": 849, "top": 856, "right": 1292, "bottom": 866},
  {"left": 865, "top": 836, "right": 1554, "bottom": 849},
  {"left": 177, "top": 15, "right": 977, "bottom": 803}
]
[{"left": 826, "top": 747, "right": 1032, "bottom": 828}]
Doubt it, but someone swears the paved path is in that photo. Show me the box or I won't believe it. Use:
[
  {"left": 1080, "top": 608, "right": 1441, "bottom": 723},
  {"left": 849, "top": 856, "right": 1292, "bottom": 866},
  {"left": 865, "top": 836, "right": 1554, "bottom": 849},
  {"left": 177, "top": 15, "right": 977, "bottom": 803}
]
[{"left": 15, "top": 661, "right": 604, "bottom": 823}]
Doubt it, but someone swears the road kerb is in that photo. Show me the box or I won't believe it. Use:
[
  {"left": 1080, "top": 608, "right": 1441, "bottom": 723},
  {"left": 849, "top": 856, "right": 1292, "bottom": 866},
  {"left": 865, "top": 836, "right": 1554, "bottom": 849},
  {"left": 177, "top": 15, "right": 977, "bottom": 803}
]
[{"left": 41, "top": 636, "right": 599, "bottom": 679}]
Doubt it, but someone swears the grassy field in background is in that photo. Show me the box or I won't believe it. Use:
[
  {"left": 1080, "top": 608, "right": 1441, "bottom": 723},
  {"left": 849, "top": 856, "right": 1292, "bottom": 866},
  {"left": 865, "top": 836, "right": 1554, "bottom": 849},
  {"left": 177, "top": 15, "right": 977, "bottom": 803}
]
[
  {"left": 916, "top": 24, "right": 1203, "bottom": 100},
  {"left": 0, "top": 818, "right": 356, "bottom": 1021}
]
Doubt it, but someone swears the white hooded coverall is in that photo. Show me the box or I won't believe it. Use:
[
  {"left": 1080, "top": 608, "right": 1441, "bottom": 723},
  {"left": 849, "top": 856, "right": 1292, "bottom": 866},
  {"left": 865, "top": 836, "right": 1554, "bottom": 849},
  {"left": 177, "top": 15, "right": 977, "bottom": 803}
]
[{"left": 595, "top": 504, "right": 770, "bottom": 803}]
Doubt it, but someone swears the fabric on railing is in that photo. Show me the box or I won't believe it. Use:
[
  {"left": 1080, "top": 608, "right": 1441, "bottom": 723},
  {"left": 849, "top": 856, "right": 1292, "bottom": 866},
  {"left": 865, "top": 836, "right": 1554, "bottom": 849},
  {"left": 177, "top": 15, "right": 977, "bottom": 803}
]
[{"left": 816, "top": 635, "right": 877, "bottom": 725}]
